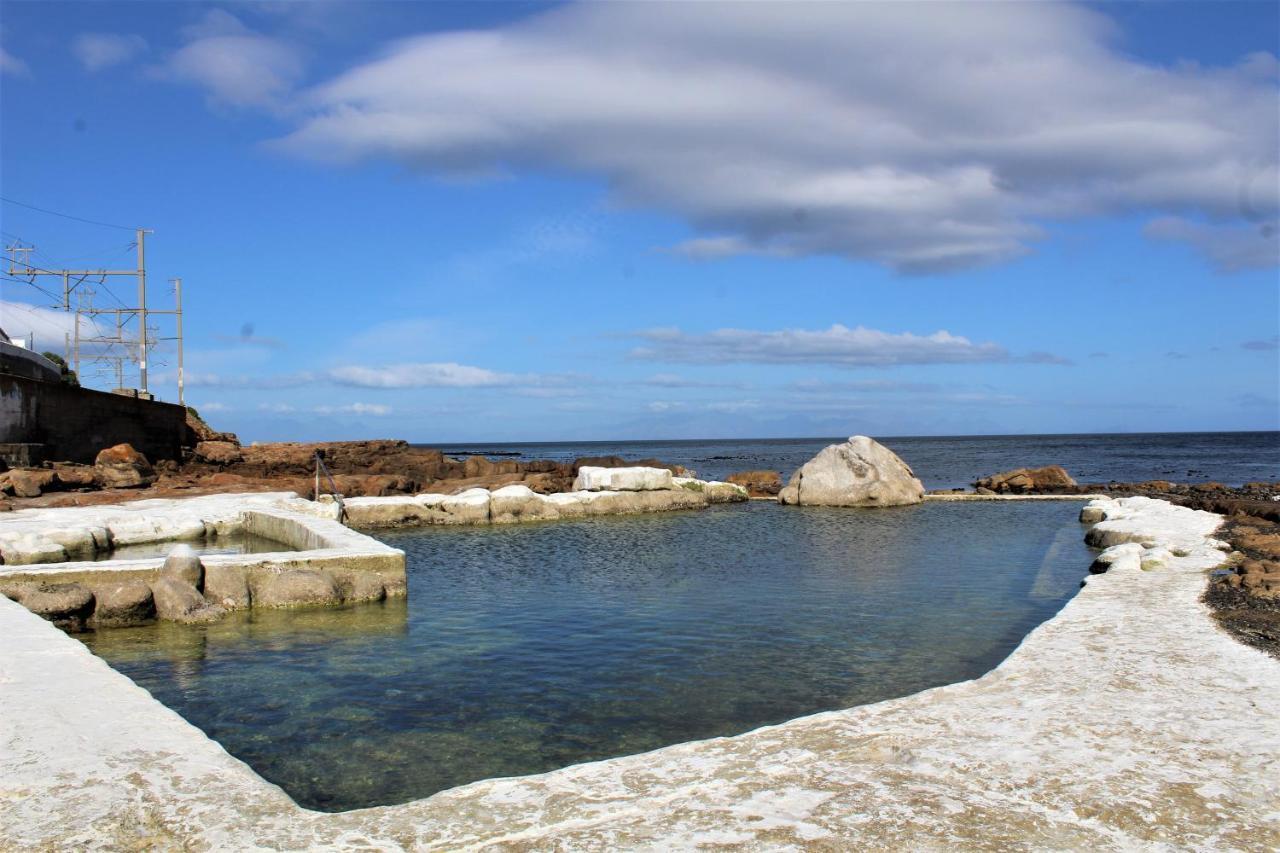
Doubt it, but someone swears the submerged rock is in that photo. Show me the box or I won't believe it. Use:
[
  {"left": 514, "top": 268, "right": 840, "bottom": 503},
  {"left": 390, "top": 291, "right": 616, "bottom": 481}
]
[
  {"left": 253, "top": 569, "right": 342, "bottom": 608},
  {"left": 204, "top": 564, "right": 251, "bottom": 609},
  {"left": 778, "top": 436, "right": 924, "bottom": 508}
]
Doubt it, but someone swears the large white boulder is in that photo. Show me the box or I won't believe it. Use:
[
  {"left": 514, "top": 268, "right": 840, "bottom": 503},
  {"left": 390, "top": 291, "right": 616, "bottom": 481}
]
[
  {"left": 573, "top": 466, "right": 674, "bottom": 492},
  {"left": 778, "top": 435, "right": 924, "bottom": 507}
]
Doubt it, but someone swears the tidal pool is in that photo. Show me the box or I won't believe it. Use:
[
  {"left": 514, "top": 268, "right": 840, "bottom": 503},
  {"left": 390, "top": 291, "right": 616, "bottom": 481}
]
[{"left": 80, "top": 501, "right": 1095, "bottom": 812}]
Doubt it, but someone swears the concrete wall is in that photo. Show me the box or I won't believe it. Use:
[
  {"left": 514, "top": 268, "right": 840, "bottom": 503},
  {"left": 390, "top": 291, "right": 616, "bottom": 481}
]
[{"left": 0, "top": 372, "right": 186, "bottom": 465}]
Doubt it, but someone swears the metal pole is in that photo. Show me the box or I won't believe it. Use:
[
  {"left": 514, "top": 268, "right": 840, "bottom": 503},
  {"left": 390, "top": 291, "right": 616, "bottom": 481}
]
[
  {"left": 136, "top": 228, "right": 149, "bottom": 394},
  {"left": 73, "top": 307, "right": 81, "bottom": 377},
  {"left": 173, "top": 277, "right": 184, "bottom": 406}
]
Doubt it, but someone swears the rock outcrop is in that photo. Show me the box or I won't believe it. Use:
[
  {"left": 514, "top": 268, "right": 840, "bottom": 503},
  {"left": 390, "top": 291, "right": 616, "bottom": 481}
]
[
  {"left": 727, "top": 470, "right": 782, "bottom": 497},
  {"left": 778, "top": 436, "right": 924, "bottom": 507},
  {"left": 975, "top": 465, "right": 1077, "bottom": 494},
  {"left": 94, "top": 444, "right": 156, "bottom": 489},
  {"left": 193, "top": 441, "right": 243, "bottom": 466}
]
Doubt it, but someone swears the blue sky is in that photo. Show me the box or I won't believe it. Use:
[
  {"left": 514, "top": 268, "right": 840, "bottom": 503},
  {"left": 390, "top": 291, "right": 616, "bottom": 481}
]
[{"left": 1, "top": 1, "right": 1277, "bottom": 443}]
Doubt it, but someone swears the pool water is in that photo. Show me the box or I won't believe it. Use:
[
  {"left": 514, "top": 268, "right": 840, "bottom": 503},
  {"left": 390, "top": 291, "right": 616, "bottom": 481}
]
[
  {"left": 80, "top": 501, "right": 1095, "bottom": 812},
  {"left": 93, "top": 531, "right": 295, "bottom": 561}
]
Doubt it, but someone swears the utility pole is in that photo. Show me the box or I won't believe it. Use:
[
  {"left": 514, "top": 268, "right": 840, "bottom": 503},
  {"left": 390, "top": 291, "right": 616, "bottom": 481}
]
[
  {"left": 5, "top": 231, "right": 179, "bottom": 400},
  {"left": 136, "top": 228, "right": 150, "bottom": 394},
  {"left": 171, "top": 277, "right": 184, "bottom": 405}
]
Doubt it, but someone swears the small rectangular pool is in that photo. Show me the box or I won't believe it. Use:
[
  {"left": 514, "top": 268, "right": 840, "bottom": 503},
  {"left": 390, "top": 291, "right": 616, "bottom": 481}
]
[{"left": 91, "top": 531, "right": 296, "bottom": 562}]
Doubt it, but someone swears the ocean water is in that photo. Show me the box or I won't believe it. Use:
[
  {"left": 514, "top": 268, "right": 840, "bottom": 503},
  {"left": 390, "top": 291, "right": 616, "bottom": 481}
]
[
  {"left": 425, "top": 431, "right": 1280, "bottom": 489},
  {"left": 82, "top": 500, "right": 1094, "bottom": 812}
]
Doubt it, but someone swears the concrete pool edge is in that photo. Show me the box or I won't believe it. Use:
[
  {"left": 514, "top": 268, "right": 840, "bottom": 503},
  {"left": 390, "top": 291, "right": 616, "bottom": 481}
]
[{"left": 2, "top": 496, "right": 1279, "bottom": 849}]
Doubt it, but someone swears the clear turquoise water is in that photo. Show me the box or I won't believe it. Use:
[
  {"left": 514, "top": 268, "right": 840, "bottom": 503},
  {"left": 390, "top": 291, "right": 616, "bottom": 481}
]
[
  {"left": 92, "top": 531, "right": 293, "bottom": 562},
  {"left": 80, "top": 501, "right": 1095, "bottom": 812}
]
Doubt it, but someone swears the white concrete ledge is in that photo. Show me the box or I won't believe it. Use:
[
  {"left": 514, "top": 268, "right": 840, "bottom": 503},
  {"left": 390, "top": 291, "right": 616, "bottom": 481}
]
[
  {"left": 0, "top": 493, "right": 406, "bottom": 617},
  {"left": 2, "top": 496, "right": 1278, "bottom": 848},
  {"left": 339, "top": 474, "right": 749, "bottom": 529}
]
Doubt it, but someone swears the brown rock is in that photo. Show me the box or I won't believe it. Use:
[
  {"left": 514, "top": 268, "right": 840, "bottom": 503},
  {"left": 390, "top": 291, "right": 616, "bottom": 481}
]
[
  {"left": 974, "top": 465, "right": 1077, "bottom": 494},
  {"left": 253, "top": 569, "right": 342, "bottom": 608},
  {"left": 151, "top": 576, "right": 221, "bottom": 623},
  {"left": 727, "top": 470, "right": 782, "bottom": 497},
  {"left": 337, "top": 572, "right": 388, "bottom": 604},
  {"left": 204, "top": 564, "right": 251, "bottom": 609},
  {"left": 52, "top": 464, "right": 98, "bottom": 490},
  {"left": 7, "top": 469, "right": 56, "bottom": 498},
  {"left": 91, "top": 580, "right": 155, "bottom": 627},
  {"left": 94, "top": 443, "right": 156, "bottom": 489},
  {"left": 15, "top": 582, "right": 95, "bottom": 631},
  {"left": 162, "top": 548, "right": 205, "bottom": 589},
  {"left": 194, "top": 440, "right": 243, "bottom": 466}
]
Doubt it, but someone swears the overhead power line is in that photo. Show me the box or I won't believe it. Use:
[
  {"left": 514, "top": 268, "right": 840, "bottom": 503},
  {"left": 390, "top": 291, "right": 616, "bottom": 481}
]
[{"left": 0, "top": 196, "right": 138, "bottom": 231}]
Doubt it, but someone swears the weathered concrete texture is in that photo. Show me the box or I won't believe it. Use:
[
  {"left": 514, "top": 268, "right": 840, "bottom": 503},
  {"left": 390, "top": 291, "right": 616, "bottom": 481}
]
[
  {"left": 341, "top": 472, "right": 749, "bottom": 529},
  {"left": 0, "top": 371, "right": 187, "bottom": 465},
  {"left": 2, "top": 496, "right": 1277, "bottom": 849},
  {"left": 0, "top": 493, "right": 405, "bottom": 625}
]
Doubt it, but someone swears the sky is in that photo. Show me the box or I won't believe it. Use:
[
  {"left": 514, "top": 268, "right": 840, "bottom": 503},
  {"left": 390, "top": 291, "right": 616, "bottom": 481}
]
[{"left": 1, "top": 0, "right": 1277, "bottom": 443}]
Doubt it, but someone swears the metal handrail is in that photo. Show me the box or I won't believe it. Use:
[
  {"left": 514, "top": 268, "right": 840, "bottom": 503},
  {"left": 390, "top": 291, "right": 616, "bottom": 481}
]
[{"left": 314, "top": 452, "right": 346, "bottom": 523}]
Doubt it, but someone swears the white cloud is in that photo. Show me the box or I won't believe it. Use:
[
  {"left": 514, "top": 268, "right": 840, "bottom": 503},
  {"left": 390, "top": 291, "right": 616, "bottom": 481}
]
[
  {"left": 329, "top": 362, "right": 516, "bottom": 388},
  {"left": 72, "top": 33, "right": 148, "bottom": 71},
  {"left": 314, "top": 402, "right": 391, "bottom": 416},
  {"left": 629, "top": 324, "right": 1069, "bottom": 367},
  {"left": 162, "top": 10, "right": 303, "bottom": 108},
  {"left": 1, "top": 46, "right": 29, "bottom": 77},
  {"left": 180, "top": 370, "right": 317, "bottom": 389},
  {"left": 790, "top": 379, "right": 943, "bottom": 394},
  {"left": 275, "top": 2, "right": 1279, "bottom": 273},
  {"left": 0, "top": 300, "right": 105, "bottom": 354},
  {"left": 1144, "top": 217, "right": 1279, "bottom": 272}
]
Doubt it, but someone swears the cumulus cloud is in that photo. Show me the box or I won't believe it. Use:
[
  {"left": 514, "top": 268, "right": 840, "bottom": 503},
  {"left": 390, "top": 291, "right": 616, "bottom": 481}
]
[
  {"left": 162, "top": 10, "right": 303, "bottom": 108},
  {"left": 72, "top": 33, "right": 148, "bottom": 71},
  {"left": 329, "top": 362, "right": 517, "bottom": 388},
  {"left": 628, "top": 324, "right": 1069, "bottom": 368},
  {"left": 274, "top": 2, "right": 1279, "bottom": 273},
  {"left": 1, "top": 46, "right": 29, "bottom": 76},
  {"left": 1145, "top": 217, "right": 1280, "bottom": 272},
  {"left": 1242, "top": 335, "right": 1280, "bottom": 351}
]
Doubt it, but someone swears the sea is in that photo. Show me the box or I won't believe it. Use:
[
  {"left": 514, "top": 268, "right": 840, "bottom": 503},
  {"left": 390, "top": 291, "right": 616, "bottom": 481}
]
[{"left": 422, "top": 431, "right": 1280, "bottom": 490}]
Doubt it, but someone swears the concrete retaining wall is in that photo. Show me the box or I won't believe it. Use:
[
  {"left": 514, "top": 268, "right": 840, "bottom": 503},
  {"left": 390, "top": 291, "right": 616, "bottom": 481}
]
[{"left": 0, "top": 372, "right": 187, "bottom": 465}]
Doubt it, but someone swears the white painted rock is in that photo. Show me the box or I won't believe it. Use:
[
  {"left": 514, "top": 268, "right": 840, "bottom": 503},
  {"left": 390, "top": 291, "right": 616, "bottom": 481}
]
[
  {"left": 490, "top": 485, "right": 559, "bottom": 524},
  {"left": 573, "top": 466, "right": 674, "bottom": 492},
  {"left": 778, "top": 435, "right": 924, "bottom": 507}
]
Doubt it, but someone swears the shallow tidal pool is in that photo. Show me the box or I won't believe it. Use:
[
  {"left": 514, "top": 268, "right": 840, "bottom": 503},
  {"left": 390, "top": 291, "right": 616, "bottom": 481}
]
[{"left": 80, "top": 500, "right": 1095, "bottom": 812}]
